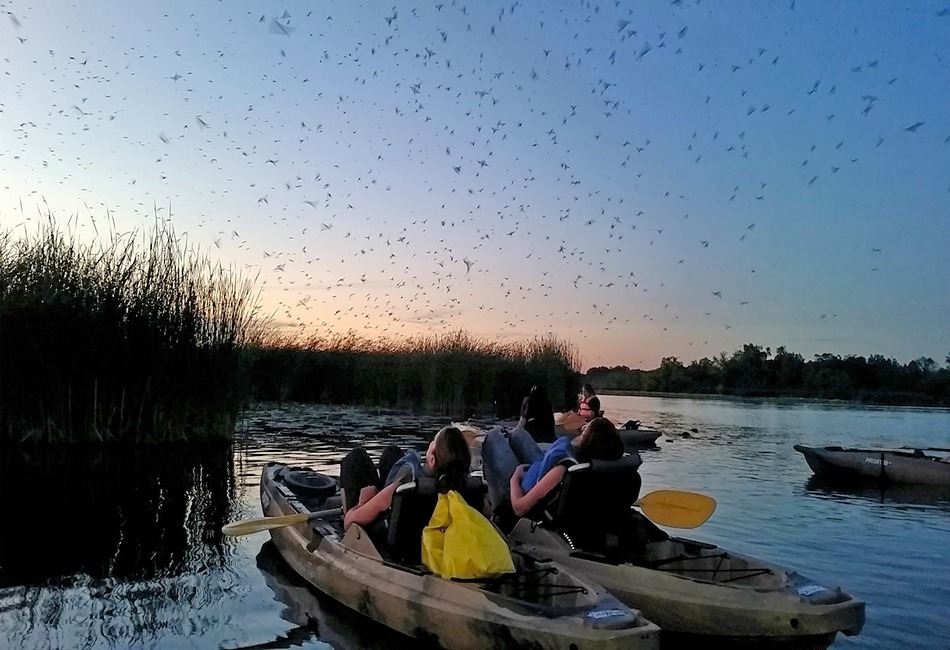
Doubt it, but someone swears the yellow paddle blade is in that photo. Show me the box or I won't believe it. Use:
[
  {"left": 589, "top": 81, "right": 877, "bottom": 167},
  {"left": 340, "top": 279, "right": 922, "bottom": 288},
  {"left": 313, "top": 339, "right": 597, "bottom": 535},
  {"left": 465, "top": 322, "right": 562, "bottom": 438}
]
[
  {"left": 635, "top": 489, "right": 717, "bottom": 529},
  {"left": 556, "top": 411, "right": 586, "bottom": 432}
]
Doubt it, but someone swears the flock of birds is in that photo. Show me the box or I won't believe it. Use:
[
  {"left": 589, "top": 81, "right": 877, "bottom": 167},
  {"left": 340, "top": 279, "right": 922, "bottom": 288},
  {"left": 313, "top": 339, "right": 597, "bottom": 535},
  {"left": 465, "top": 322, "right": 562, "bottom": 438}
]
[{"left": 3, "top": 1, "right": 947, "bottom": 367}]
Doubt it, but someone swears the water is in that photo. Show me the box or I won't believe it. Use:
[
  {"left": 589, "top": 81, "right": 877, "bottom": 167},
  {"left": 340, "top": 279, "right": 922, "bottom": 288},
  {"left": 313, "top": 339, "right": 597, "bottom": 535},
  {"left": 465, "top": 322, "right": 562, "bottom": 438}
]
[{"left": 1, "top": 396, "right": 948, "bottom": 649}]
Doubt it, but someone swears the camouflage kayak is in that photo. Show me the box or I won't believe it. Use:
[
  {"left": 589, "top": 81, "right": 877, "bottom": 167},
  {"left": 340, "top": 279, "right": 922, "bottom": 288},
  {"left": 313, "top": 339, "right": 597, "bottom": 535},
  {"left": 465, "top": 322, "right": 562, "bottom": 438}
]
[
  {"left": 505, "top": 457, "right": 866, "bottom": 647},
  {"left": 260, "top": 462, "right": 660, "bottom": 649},
  {"left": 459, "top": 423, "right": 864, "bottom": 646}
]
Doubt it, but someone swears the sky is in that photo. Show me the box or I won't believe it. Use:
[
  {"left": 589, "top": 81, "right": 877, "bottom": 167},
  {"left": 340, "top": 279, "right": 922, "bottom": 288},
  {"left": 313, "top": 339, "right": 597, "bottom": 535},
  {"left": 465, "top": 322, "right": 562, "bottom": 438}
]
[{"left": 2, "top": 0, "right": 948, "bottom": 371}]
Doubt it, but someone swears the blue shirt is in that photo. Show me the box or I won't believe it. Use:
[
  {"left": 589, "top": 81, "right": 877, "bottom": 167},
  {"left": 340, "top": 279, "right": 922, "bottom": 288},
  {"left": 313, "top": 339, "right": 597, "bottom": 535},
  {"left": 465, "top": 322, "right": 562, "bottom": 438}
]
[
  {"left": 520, "top": 436, "right": 575, "bottom": 493},
  {"left": 383, "top": 450, "right": 426, "bottom": 486}
]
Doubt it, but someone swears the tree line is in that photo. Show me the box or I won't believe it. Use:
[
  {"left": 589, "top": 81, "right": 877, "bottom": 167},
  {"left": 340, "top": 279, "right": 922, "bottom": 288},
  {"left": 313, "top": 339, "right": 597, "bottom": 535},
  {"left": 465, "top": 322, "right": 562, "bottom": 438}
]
[{"left": 586, "top": 344, "right": 950, "bottom": 407}]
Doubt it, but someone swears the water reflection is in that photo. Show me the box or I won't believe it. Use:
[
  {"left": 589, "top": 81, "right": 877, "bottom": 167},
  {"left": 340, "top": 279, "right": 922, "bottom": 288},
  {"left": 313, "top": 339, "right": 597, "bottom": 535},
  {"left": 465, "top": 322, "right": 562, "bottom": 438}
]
[
  {"left": 0, "top": 444, "right": 236, "bottom": 586},
  {"left": 0, "top": 443, "right": 275, "bottom": 650},
  {"left": 804, "top": 475, "right": 950, "bottom": 512},
  {"left": 2, "top": 399, "right": 948, "bottom": 649}
]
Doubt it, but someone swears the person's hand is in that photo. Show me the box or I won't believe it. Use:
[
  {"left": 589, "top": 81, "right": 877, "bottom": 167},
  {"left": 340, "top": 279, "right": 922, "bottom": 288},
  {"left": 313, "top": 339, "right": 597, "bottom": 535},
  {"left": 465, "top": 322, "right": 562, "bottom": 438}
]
[
  {"left": 510, "top": 464, "right": 529, "bottom": 502},
  {"left": 357, "top": 485, "right": 378, "bottom": 507},
  {"left": 511, "top": 464, "right": 527, "bottom": 484}
]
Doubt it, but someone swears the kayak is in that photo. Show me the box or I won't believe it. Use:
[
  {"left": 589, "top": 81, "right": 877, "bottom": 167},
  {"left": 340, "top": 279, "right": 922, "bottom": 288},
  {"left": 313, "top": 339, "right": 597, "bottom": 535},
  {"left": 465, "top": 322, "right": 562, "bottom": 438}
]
[
  {"left": 501, "top": 457, "right": 866, "bottom": 646},
  {"left": 457, "top": 425, "right": 864, "bottom": 644},
  {"left": 259, "top": 462, "right": 661, "bottom": 650},
  {"left": 509, "top": 517, "right": 864, "bottom": 646},
  {"left": 795, "top": 444, "right": 950, "bottom": 486},
  {"left": 619, "top": 428, "right": 661, "bottom": 447}
]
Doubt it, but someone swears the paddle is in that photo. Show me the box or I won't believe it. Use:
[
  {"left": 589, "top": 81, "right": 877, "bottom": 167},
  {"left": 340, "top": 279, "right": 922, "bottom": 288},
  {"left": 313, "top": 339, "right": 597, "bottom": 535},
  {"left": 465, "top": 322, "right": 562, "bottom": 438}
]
[
  {"left": 634, "top": 489, "right": 716, "bottom": 529},
  {"left": 221, "top": 507, "right": 342, "bottom": 537},
  {"left": 555, "top": 411, "right": 587, "bottom": 432},
  {"left": 222, "top": 489, "right": 715, "bottom": 537}
]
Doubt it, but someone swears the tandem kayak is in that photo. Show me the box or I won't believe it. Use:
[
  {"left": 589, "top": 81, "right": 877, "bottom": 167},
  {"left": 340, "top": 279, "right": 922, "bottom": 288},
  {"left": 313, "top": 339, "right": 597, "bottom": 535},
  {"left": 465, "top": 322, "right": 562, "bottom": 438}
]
[
  {"left": 259, "top": 462, "right": 660, "bottom": 650},
  {"left": 795, "top": 444, "right": 950, "bottom": 486},
  {"left": 503, "top": 456, "right": 866, "bottom": 647}
]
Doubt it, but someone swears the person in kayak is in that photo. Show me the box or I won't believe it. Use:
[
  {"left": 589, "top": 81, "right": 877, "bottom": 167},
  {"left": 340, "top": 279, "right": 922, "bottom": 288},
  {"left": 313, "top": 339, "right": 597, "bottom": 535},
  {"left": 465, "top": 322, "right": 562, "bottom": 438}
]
[
  {"left": 340, "top": 426, "right": 472, "bottom": 531},
  {"left": 481, "top": 417, "right": 623, "bottom": 528},
  {"left": 576, "top": 383, "right": 601, "bottom": 421},
  {"left": 518, "top": 383, "right": 556, "bottom": 443}
]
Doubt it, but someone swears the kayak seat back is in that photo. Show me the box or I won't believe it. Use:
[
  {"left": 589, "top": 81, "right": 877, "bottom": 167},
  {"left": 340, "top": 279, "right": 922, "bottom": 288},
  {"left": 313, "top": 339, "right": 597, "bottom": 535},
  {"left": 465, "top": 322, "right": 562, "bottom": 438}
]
[
  {"left": 388, "top": 476, "right": 487, "bottom": 565},
  {"left": 544, "top": 453, "right": 643, "bottom": 556}
]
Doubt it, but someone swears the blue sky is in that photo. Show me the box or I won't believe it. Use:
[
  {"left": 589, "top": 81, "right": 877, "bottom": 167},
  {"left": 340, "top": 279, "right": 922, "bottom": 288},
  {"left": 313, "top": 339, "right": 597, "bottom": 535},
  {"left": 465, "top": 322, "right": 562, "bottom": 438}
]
[{"left": 2, "top": 1, "right": 948, "bottom": 370}]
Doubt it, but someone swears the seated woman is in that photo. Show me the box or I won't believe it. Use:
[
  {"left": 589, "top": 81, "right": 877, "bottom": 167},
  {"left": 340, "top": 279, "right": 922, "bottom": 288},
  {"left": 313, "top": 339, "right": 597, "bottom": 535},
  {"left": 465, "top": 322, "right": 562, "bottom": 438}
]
[
  {"left": 556, "top": 383, "right": 603, "bottom": 432},
  {"left": 577, "top": 383, "right": 601, "bottom": 421},
  {"left": 481, "top": 417, "right": 623, "bottom": 528},
  {"left": 340, "top": 426, "right": 472, "bottom": 531}
]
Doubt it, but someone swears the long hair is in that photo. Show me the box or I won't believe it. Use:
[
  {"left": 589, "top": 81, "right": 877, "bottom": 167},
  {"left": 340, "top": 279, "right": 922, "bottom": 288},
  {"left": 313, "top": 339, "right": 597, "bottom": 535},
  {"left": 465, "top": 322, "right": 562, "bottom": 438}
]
[
  {"left": 574, "top": 417, "right": 623, "bottom": 462},
  {"left": 432, "top": 426, "right": 472, "bottom": 493}
]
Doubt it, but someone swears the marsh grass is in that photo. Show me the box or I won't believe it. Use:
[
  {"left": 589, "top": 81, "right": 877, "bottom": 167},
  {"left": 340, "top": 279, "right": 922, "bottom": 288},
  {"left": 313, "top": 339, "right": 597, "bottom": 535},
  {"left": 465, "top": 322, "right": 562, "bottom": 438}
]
[
  {"left": 247, "top": 329, "right": 581, "bottom": 417},
  {"left": 0, "top": 218, "right": 581, "bottom": 444},
  {"left": 0, "top": 218, "right": 262, "bottom": 444}
]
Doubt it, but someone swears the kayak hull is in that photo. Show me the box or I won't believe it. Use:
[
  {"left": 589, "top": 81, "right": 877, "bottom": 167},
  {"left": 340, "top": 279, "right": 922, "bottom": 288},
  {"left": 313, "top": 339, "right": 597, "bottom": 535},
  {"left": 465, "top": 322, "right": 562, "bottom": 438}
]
[
  {"left": 795, "top": 444, "right": 950, "bottom": 486},
  {"left": 260, "top": 462, "right": 660, "bottom": 650},
  {"left": 619, "top": 428, "right": 661, "bottom": 447},
  {"left": 507, "top": 518, "right": 865, "bottom": 646}
]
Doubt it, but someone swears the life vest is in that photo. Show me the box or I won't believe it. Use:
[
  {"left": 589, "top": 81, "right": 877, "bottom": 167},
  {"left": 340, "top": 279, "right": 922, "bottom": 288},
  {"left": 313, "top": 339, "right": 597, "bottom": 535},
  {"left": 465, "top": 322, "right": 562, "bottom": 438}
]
[{"left": 578, "top": 395, "right": 593, "bottom": 418}]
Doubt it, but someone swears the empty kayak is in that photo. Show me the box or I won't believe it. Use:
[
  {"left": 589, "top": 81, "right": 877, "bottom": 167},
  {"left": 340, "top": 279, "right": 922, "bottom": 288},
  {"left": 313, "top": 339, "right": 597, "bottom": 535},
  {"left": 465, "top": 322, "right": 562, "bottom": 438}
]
[{"left": 795, "top": 444, "right": 950, "bottom": 486}]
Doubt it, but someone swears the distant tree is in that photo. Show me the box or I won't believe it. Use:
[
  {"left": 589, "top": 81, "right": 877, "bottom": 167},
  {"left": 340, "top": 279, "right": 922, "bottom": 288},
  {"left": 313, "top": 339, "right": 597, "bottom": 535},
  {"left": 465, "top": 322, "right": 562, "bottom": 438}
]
[
  {"left": 581, "top": 344, "right": 948, "bottom": 406},
  {"left": 772, "top": 346, "right": 804, "bottom": 391},
  {"left": 722, "top": 344, "right": 770, "bottom": 394},
  {"left": 685, "top": 357, "right": 721, "bottom": 393}
]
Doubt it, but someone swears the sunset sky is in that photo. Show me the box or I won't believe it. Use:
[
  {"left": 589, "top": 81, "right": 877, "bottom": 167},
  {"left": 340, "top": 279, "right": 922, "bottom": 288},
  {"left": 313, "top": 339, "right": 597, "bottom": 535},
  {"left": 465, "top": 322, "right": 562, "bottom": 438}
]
[{"left": 2, "top": 1, "right": 948, "bottom": 370}]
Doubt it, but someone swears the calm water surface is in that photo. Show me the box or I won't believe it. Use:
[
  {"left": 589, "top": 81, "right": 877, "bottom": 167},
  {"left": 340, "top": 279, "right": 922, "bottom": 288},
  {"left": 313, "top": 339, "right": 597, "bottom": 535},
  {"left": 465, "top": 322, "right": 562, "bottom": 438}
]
[{"left": 1, "top": 396, "right": 948, "bottom": 649}]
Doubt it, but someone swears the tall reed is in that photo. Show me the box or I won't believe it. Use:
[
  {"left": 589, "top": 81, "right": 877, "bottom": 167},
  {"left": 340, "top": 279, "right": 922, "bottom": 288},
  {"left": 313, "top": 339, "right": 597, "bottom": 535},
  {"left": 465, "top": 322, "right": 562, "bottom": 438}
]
[
  {"left": 245, "top": 328, "right": 581, "bottom": 417},
  {"left": 0, "top": 218, "right": 263, "bottom": 444}
]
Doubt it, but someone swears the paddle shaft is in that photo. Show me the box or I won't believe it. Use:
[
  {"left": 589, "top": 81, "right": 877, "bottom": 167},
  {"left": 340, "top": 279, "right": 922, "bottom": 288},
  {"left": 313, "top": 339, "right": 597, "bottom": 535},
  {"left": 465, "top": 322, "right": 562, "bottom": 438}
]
[{"left": 221, "top": 507, "right": 343, "bottom": 537}]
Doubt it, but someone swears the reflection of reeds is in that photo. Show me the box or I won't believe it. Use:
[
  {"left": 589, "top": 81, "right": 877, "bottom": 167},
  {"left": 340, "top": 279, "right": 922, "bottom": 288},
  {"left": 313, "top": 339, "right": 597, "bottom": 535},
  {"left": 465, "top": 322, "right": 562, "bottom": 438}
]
[
  {"left": 247, "top": 329, "right": 580, "bottom": 417},
  {"left": 0, "top": 219, "right": 262, "bottom": 444}
]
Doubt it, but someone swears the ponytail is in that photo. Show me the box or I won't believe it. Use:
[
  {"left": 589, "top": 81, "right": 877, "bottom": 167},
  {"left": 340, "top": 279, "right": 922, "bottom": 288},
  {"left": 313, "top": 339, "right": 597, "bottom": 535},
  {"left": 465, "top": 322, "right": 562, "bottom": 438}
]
[{"left": 433, "top": 427, "right": 472, "bottom": 493}]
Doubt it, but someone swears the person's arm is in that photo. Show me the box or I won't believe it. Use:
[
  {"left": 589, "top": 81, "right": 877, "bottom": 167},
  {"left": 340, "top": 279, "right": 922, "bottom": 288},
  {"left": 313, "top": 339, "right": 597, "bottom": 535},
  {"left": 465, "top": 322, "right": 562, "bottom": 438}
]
[
  {"left": 344, "top": 481, "right": 398, "bottom": 530},
  {"left": 509, "top": 464, "right": 567, "bottom": 517}
]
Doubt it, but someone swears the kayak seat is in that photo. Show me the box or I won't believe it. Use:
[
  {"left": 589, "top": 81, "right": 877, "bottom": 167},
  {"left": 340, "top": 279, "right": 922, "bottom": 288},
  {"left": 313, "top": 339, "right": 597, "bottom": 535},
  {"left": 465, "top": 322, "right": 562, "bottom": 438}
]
[
  {"left": 541, "top": 453, "right": 643, "bottom": 557},
  {"left": 388, "top": 476, "right": 487, "bottom": 566}
]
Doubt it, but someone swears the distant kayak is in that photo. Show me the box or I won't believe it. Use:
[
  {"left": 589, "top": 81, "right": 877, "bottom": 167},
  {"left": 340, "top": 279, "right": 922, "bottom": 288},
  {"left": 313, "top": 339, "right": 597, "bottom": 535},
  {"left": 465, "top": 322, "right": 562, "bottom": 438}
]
[
  {"left": 795, "top": 444, "right": 950, "bottom": 486},
  {"left": 618, "top": 427, "right": 662, "bottom": 447}
]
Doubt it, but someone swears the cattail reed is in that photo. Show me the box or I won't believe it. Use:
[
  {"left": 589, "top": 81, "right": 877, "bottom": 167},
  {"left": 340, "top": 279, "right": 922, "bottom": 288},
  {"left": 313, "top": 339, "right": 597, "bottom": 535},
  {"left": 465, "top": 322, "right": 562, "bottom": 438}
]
[
  {"left": 246, "top": 328, "right": 580, "bottom": 417},
  {"left": 0, "top": 219, "right": 262, "bottom": 444}
]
